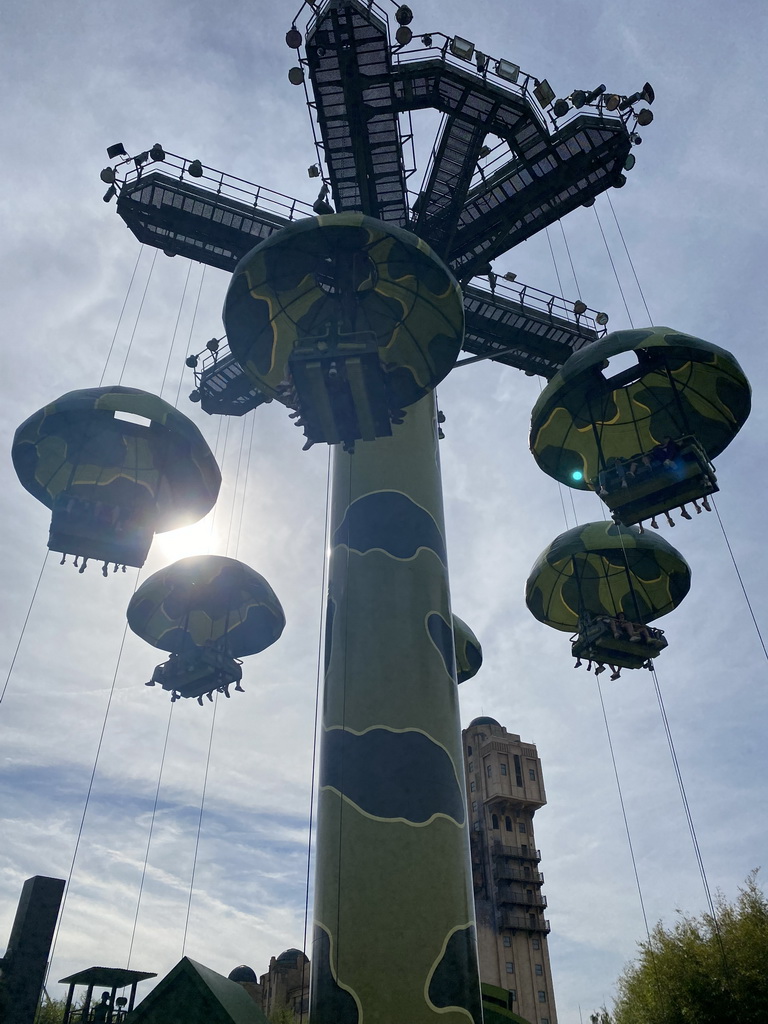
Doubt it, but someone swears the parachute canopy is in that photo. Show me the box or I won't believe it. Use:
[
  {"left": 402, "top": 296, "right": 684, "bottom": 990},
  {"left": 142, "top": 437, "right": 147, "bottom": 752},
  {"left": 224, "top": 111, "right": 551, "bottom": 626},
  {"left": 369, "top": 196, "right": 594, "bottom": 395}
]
[
  {"left": 12, "top": 386, "right": 221, "bottom": 571},
  {"left": 525, "top": 521, "right": 691, "bottom": 633},
  {"left": 530, "top": 327, "right": 751, "bottom": 492},
  {"left": 127, "top": 555, "right": 285, "bottom": 657},
  {"left": 453, "top": 615, "right": 483, "bottom": 683},
  {"left": 223, "top": 213, "right": 464, "bottom": 448}
]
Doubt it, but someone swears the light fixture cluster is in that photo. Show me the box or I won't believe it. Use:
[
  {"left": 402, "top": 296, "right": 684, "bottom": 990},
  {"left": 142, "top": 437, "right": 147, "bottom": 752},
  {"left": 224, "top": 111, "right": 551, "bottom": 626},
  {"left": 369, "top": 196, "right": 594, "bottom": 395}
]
[{"left": 99, "top": 143, "right": 206, "bottom": 203}]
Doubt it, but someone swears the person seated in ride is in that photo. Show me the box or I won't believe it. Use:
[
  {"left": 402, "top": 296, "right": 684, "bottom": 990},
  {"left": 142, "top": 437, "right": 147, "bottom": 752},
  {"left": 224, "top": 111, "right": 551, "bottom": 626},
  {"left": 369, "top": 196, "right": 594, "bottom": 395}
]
[
  {"left": 657, "top": 436, "right": 681, "bottom": 467},
  {"left": 598, "top": 456, "right": 628, "bottom": 496},
  {"left": 616, "top": 612, "right": 651, "bottom": 643}
]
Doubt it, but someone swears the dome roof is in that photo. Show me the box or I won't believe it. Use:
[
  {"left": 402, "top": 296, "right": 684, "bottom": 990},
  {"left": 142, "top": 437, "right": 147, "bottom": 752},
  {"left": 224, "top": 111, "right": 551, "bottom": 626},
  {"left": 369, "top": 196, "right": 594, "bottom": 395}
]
[
  {"left": 468, "top": 716, "right": 500, "bottom": 728},
  {"left": 276, "top": 948, "right": 307, "bottom": 966},
  {"left": 228, "top": 965, "right": 258, "bottom": 983}
]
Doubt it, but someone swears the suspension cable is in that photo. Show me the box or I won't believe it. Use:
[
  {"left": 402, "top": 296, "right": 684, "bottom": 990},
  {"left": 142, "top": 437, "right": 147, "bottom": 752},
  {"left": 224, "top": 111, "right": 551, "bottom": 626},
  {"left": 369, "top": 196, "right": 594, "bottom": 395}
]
[
  {"left": 606, "top": 193, "right": 654, "bottom": 324},
  {"left": 650, "top": 664, "right": 730, "bottom": 972},
  {"left": 300, "top": 446, "right": 334, "bottom": 1022},
  {"left": 592, "top": 204, "right": 634, "bottom": 328},
  {"left": 159, "top": 262, "right": 194, "bottom": 400},
  {"left": 711, "top": 497, "right": 768, "bottom": 662},
  {"left": 117, "top": 250, "right": 159, "bottom": 386},
  {"left": 0, "top": 552, "right": 50, "bottom": 706},
  {"left": 182, "top": 693, "right": 219, "bottom": 955},
  {"left": 558, "top": 218, "right": 583, "bottom": 300},
  {"left": 127, "top": 702, "right": 175, "bottom": 969},
  {"left": 99, "top": 247, "right": 144, "bottom": 387},
  {"left": 225, "top": 418, "right": 249, "bottom": 557},
  {"left": 174, "top": 266, "right": 207, "bottom": 407},
  {"left": 234, "top": 414, "right": 258, "bottom": 562},
  {"left": 47, "top": 581, "right": 142, "bottom": 979}
]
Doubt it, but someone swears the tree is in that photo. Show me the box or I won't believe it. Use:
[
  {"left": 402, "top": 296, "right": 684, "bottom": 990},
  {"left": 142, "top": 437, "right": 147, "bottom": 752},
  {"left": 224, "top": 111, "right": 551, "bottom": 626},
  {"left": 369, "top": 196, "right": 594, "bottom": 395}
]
[
  {"left": 34, "top": 997, "right": 68, "bottom": 1024},
  {"left": 594, "top": 872, "right": 768, "bottom": 1024}
]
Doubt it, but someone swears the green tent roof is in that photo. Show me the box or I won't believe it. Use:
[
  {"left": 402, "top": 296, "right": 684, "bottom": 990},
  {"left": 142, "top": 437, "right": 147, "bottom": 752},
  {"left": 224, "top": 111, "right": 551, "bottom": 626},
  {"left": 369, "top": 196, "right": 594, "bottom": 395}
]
[{"left": 126, "top": 957, "right": 267, "bottom": 1024}]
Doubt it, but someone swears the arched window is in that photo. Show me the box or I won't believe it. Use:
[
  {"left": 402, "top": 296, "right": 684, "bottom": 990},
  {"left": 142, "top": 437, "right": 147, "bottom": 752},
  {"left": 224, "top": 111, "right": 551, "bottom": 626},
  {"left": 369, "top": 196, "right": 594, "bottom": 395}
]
[
  {"left": 505, "top": 816, "right": 513, "bottom": 832},
  {"left": 492, "top": 814, "right": 499, "bottom": 830}
]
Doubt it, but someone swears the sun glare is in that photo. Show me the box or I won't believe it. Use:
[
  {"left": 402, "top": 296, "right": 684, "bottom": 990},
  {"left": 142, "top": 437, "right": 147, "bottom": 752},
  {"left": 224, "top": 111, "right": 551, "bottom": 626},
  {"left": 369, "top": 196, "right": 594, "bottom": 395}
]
[{"left": 155, "top": 517, "right": 217, "bottom": 563}]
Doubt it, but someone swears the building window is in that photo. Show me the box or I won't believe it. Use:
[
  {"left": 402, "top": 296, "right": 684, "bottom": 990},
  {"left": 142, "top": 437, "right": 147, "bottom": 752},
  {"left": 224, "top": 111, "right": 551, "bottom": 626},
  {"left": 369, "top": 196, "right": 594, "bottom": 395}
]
[
  {"left": 532, "top": 939, "right": 540, "bottom": 950},
  {"left": 509, "top": 991, "right": 516, "bottom": 1002},
  {"left": 505, "top": 962, "right": 514, "bottom": 974},
  {"left": 468, "top": 761, "right": 474, "bottom": 773},
  {"left": 500, "top": 763, "right": 507, "bottom": 775},
  {"left": 538, "top": 991, "right": 547, "bottom": 1002},
  {"left": 467, "top": 745, "right": 472, "bottom": 756},
  {"left": 470, "top": 781, "right": 475, "bottom": 792},
  {"left": 529, "top": 768, "right": 536, "bottom": 780},
  {"left": 492, "top": 814, "right": 499, "bottom": 830},
  {"left": 513, "top": 754, "right": 523, "bottom": 786},
  {"left": 487, "top": 764, "right": 493, "bottom": 777},
  {"left": 503, "top": 935, "right": 511, "bottom": 947},
  {"left": 535, "top": 964, "right": 543, "bottom": 975},
  {"left": 541, "top": 1019, "right": 549, "bottom": 1024},
  {"left": 472, "top": 801, "right": 478, "bottom": 812},
  {"left": 518, "top": 822, "right": 527, "bottom": 834},
  {"left": 505, "top": 816, "right": 513, "bottom": 832}
]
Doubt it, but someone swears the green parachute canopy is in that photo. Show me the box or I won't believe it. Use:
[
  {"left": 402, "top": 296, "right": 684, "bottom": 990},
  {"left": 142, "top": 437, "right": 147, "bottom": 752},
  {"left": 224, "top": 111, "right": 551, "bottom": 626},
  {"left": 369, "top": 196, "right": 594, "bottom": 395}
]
[
  {"left": 223, "top": 213, "right": 464, "bottom": 447},
  {"left": 127, "top": 555, "right": 285, "bottom": 658},
  {"left": 453, "top": 615, "right": 483, "bottom": 683},
  {"left": 529, "top": 327, "right": 751, "bottom": 490},
  {"left": 12, "top": 386, "right": 221, "bottom": 571},
  {"left": 525, "top": 521, "right": 691, "bottom": 632}
]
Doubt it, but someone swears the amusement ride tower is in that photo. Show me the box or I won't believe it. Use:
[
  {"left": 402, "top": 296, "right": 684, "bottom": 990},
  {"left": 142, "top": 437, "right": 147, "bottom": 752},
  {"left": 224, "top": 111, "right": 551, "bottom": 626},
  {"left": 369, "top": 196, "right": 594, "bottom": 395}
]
[{"left": 99, "top": 2, "right": 656, "bottom": 1020}]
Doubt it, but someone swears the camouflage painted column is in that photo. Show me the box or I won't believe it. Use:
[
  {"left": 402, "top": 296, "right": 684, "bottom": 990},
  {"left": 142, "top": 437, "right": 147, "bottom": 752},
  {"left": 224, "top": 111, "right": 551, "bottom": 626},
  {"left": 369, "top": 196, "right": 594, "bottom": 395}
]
[{"left": 310, "top": 394, "right": 483, "bottom": 1024}]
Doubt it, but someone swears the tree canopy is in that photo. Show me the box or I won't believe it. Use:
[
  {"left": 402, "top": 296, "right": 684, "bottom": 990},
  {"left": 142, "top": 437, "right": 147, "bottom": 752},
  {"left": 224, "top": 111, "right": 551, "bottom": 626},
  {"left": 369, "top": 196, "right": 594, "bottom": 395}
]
[{"left": 594, "top": 872, "right": 768, "bottom": 1024}]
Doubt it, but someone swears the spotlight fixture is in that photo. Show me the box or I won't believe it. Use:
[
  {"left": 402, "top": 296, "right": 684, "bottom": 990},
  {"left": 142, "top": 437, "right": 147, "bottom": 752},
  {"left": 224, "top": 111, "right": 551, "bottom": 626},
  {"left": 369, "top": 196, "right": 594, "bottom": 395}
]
[
  {"left": 189, "top": 389, "right": 202, "bottom": 403},
  {"left": 620, "top": 81, "right": 655, "bottom": 108},
  {"left": 573, "top": 300, "right": 587, "bottom": 316},
  {"left": 206, "top": 338, "right": 220, "bottom": 353},
  {"left": 552, "top": 98, "right": 570, "bottom": 118},
  {"left": 187, "top": 160, "right": 204, "bottom": 177},
  {"left": 421, "top": 34, "right": 432, "bottom": 46},
  {"left": 100, "top": 167, "right": 116, "bottom": 184},
  {"left": 478, "top": 145, "right": 491, "bottom": 159},
  {"left": 449, "top": 36, "right": 475, "bottom": 61},
  {"left": 630, "top": 133, "right": 643, "bottom": 145},
  {"left": 102, "top": 185, "right": 116, "bottom": 203},
  {"left": 595, "top": 312, "right": 610, "bottom": 326},
  {"left": 288, "top": 66, "right": 305, "bottom": 85},
  {"left": 613, "top": 173, "right": 627, "bottom": 188},
  {"left": 308, "top": 164, "right": 321, "bottom": 178},
  {"left": 495, "top": 59, "right": 520, "bottom": 84},
  {"left": 475, "top": 51, "right": 489, "bottom": 73},
  {"left": 185, "top": 355, "right": 199, "bottom": 368},
  {"left": 636, "top": 108, "right": 654, "bottom": 126},
  {"left": 313, "top": 197, "right": 334, "bottom": 215},
  {"left": 286, "top": 27, "right": 302, "bottom": 48},
  {"left": 533, "top": 79, "right": 556, "bottom": 108},
  {"left": 582, "top": 197, "right": 595, "bottom": 208},
  {"left": 395, "top": 25, "right": 412, "bottom": 45},
  {"left": 604, "top": 94, "right": 621, "bottom": 111},
  {"left": 623, "top": 153, "right": 636, "bottom": 171},
  {"left": 106, "top": 142, "right": 127, "bottom": 159},
  {"left": 149, "top": 143, "right": 166, "bottom": 161},
  {"left": 571, "top": 90, "right": 586, "bottom": 109},
  {"left": 502, "top": 272, "right": 517, "bottom": 282},
  {"left": 133, "top": 151, "right": 149, "bottom": 169},
  {"left": 395, "top": 5, "right": 413, "bottom": 25}
]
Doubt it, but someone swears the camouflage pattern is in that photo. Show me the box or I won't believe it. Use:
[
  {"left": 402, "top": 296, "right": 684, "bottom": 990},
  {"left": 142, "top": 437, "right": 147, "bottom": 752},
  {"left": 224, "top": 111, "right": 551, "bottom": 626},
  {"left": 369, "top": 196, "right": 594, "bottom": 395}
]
[
  {"left": 311, "top": 395, "right": 482, "bottom": 1024},
  {"left": 223, "top": 213, "right": 464, "bottom": 410},
  {"left": 127, "top": 555, "right": 285, "bottom": 657},
  {"left": 451, "top": 614, "right": 483, "bottom": 683},
  {"left": 529, "top": 327, "right": 751, "bottom": 489},
  {"left": 12, "top": 387, "right": 221, "bottom": 566},
  {"left": 525, "top": 521, "right": 691, "bottom": 631}
]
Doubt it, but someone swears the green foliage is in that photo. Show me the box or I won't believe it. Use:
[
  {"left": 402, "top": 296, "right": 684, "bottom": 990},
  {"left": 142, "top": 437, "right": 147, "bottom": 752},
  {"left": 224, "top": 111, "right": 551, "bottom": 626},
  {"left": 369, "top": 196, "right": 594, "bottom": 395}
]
[
  {"left": 268, "top": 1009, "right": 297, "bottom": 1024},
  {"left": 590, "top": 1011, "right": 612, "bottom": 1024},
  {"left": 601, "top": 872, "right": 768, "bottom": 1024},
  {"left": 34, "top": 997, "right": 68, "bottom": 1024}
]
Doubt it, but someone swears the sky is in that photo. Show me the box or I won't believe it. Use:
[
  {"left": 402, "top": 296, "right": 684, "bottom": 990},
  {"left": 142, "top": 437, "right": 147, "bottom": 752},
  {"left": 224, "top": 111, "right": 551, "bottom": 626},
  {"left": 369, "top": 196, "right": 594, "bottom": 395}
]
[{"left": 1, "top": 0, "right": 767, "bottom": 1021}]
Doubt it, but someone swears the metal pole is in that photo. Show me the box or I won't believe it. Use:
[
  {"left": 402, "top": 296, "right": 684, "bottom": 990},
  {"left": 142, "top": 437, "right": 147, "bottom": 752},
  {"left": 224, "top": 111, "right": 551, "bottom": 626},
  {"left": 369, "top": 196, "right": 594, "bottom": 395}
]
[{"left": 310, "top": 394, "right": 483, "bottom": 1024}]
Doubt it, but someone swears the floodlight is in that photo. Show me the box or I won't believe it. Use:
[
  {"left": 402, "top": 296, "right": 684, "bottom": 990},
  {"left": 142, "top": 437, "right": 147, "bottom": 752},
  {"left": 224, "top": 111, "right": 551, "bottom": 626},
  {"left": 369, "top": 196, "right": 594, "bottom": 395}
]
[
  {"left": 286, "top": 27, "right": 302, "bottom": 48},
  {"left": 573, "top": 300, "right": 587, "bottom": 316},
  {"left": 396, "top": 26, "right": 413, "bottom": 45},
  {"left": 604, "top": 94, "right": 621, "bottom": 111},
  {"left": 133, "top": 151, "right": 149, "bottom": 169},
  {"left": 288, "top": 66, "right": 305, "bottom": 85},
  {"left": 308, "top": 164, "right": 321, "bottom": 178},
  {"left": 553, "top": 98, "right": 570, "bottom": 118},
  {"left": 187, "top": 160, "right": 204, "bottom": 177},
  {"left": 571, "top": 90, "right": 587, "bottom": 109},
  {"left": 636, "top": 108, "right": 654, "bottom": 126},
  {"left": 581, "top": 197, "right": 595, "bottom": 207},
  {"left": 595, "top": 312, "right": 609, "bottom": 325},
  {"left": 100, "top": 167, "right": 116, "bottom": 184},
  {"left": 502, "top": 272, "right": 517, "bottom": 282},
  {"left": 106, "top": 143, "right": 127, "bottom": 159},
  {"left": 102, "top": 185, "right": 116, "bottom": 203},
  {"left": 206, "top": 338, "right": 220, "bottom": 353},
  {"left": 496, "top": 59, "right": 520, "bottom": 84},
  {"left": 189, "top": 390, "right": 201, "bottom": 403},
  {"left": 450, "top": 36, "right": 475, "bottom": 61},
  {"left": 421, "top": 34, "right": 433, "bottom": 46},
  {"left": 313, "top": 198, "right": 334, "bottom": 215},
  {"left": 395, "top": 5, "right": 413, "bottom": 25},
  {"left": 475, "top": 51, "right": 489, "bottom": 73},
  {"left": 149, "top": 143, "right": 165, "bottom": 161},
  {"left": 533, "top": 79, "right": 556, "bottom": 108},
  {"left": 620, "top": 82, "right": 655, "bottom": 109},
  {"left": 623, "top": 153, "right": 636, "bottom": 171},
  {"left": 630, "top": 133, "right": 643, "bottom": 145},
  {"left": 613, "top": 173, "right": 627, "bottom": 188},
  {"left": 186, "top": 355, "right": 199, "bottom": 368},
  {"left": 585, "top": 85, "right": 606, "bottom": 104},
  {"left": 478, "top": 145, "right": 491, "bottom": 159}
]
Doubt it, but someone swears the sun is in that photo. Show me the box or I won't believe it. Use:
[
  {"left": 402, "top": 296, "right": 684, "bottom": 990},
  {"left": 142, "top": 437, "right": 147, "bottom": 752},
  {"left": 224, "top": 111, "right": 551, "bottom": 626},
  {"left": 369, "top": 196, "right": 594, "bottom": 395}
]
[{"left": 154, "top": 515, "right": 218, "bottom": 563}]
